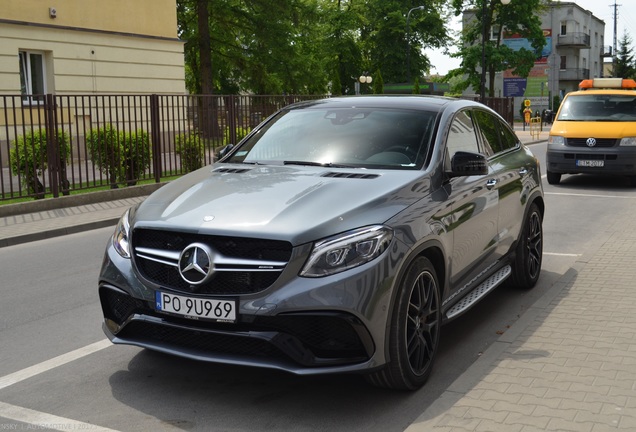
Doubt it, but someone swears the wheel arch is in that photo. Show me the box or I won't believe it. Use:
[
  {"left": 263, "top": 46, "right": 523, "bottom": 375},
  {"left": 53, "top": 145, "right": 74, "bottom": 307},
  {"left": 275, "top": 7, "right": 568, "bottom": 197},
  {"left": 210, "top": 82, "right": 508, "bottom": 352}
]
[{"left": 381, "top": 240, "right": 447, "bottom": 362}]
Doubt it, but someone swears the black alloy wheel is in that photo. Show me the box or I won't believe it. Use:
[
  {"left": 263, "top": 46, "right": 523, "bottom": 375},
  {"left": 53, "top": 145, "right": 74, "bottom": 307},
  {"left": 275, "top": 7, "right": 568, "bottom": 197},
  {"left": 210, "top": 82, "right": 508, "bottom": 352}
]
[
  {"left": 366, "top": 256, "right": 441, "bottom": 390},
  {"left": 509, "top": 203, "right": 543, "bottom": 289}
]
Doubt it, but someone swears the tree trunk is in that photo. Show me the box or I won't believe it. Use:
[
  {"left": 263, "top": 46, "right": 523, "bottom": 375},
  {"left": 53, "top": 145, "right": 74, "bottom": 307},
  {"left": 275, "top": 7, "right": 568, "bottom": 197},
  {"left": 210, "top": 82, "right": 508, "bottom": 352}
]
[{"left": 197, "top": 0, "right": 222, "bottom": 139}]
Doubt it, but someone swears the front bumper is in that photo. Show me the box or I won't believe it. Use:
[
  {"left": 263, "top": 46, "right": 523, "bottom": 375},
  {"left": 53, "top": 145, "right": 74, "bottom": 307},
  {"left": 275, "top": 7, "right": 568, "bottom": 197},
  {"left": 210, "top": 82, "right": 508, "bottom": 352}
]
[
  {"left": 100, "top": 284, "right": 376, "bottom": 374},
  {"left": 98, "top": 235, "right": 405, "bottom": 375},
  {"left": 546, "top": 146, "right": 636, "bottom": 175}
]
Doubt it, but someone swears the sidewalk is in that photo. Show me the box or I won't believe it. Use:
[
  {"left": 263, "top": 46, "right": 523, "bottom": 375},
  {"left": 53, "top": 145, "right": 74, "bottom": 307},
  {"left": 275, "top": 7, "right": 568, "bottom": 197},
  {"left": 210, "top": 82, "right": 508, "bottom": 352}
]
[
  {"left": 406, "top": 209, "right": 636, "bottom": 431},
  {"left": 0, "top": 184, "right": 162, "bottom": 247}
]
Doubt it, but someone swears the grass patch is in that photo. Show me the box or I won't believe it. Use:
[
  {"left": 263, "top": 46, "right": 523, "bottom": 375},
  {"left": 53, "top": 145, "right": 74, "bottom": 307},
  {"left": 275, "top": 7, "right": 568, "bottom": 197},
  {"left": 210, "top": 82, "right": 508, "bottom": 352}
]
[{"left": 0, "top": 173, "right": 182, "bottom": 206}]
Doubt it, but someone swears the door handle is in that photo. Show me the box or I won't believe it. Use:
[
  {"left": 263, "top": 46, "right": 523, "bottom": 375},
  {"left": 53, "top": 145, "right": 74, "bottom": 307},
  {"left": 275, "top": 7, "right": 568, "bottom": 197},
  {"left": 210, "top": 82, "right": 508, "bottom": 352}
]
[
  {"left": 486, "top": 178, "right": 498, "bottom": 189},
  {"left": 518, "top": 168, "right": 528, "bottom": 176}
]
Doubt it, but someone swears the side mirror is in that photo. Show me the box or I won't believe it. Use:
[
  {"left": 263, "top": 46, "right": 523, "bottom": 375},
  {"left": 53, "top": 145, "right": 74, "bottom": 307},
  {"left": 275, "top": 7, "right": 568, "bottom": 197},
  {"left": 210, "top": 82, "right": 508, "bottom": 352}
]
[
  {"left": 218, "top": 144, "right": 234, "bottom": 160},
  {"left": 449, "top": 151, "right": 488, "bottom": 177}
]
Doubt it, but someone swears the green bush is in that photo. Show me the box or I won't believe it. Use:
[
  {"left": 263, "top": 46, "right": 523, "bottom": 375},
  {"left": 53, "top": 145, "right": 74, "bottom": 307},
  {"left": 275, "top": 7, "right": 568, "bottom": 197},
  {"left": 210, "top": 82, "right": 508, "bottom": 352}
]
[
  {"left": 175, "top": 132, "right": 205, "bottom": 172},
  {"left": 86, "top": 125, "right": 152, "bottom": 187},
  {"left": 10, "top": 129, "right": 70, "bottom": 197},
  {"left": 223, "top": 125, "right": 251, "bottom": 145},
  {"left": 121, "top": 129, "right": 152, "bottom": 186}
]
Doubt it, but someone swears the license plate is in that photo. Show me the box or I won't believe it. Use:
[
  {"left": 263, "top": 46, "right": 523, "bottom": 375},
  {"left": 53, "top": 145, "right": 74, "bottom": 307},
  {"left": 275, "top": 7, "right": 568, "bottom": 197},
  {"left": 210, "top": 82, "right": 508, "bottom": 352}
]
[
  {"left": 576, "top": 160, "right": 604, "bottom": 167},
  {"left": 155, "top": 291, "right": 236, "bottom": 322}
]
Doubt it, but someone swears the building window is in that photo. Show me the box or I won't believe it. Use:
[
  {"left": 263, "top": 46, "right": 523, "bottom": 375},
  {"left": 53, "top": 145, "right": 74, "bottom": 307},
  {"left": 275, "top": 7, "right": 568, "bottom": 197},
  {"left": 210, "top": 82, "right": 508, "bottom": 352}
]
[
  {"left": 490, "top": 25, "right": 500, "bottom": 41},
  {"left": 19, "top": 50, "right": 46, "bottom": 103},
  {"left": 560, "top": 56, "right": 567, "bottom": 70},
  {"left": 560, "top": 22, "right": 567, "bottom": 36}
]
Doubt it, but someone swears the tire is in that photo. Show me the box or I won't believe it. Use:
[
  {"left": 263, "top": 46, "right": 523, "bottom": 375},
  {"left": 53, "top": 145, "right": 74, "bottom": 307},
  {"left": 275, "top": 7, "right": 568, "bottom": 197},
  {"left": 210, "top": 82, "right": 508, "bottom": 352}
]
[
  {"left": 509, "top": 203, "right": 543, "bottom": 289},
  {"left": 546, "top": 171, "right": 561, "bottom": 185},
  {"left": 365, "top": 256, "right": 441, "bottom": 390}
]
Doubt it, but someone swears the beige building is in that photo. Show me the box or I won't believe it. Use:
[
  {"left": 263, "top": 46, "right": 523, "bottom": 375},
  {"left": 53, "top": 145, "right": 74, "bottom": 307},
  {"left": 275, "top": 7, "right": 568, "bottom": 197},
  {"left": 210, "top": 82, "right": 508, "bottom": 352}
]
[{"left": 0, "top": 0, "right": 186, "bottom": 96}]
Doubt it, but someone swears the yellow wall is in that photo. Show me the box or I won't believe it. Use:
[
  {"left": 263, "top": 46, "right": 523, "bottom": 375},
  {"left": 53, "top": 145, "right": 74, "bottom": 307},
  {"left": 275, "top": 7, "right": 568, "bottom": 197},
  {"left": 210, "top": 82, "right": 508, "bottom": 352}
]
[
  {"left": 3, "top": 0, "right": 178, "bottom": 39},
  {"left": 0, "top": 0, "right": 185, "bottom": 95}
]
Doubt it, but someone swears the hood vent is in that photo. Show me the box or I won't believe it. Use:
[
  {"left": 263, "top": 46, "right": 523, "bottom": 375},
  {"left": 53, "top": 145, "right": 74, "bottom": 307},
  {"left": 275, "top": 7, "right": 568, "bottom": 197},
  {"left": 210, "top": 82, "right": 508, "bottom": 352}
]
[
  {"left": 213, "top": 167, "right": 252, "bottom": 174},
  {"left": 321, "top": 172, "right": 379, "bottom": 179}
]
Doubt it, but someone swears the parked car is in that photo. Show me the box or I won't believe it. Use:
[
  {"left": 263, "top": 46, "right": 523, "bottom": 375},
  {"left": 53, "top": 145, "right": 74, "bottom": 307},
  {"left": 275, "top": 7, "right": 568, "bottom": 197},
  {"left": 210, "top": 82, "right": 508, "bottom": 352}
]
[
  {"left": 98, "top": 95, "right": 544, "bottom": 390},
  {"left": 547, "top": 78, "right": 636, "bottom": 185}
]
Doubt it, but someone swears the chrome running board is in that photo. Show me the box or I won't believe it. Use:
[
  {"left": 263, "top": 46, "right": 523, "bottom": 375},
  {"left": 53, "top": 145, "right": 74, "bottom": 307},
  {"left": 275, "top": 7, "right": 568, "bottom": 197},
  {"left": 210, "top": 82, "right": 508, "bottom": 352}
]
[{"left": 446, "top": 265, "right": 512, "bottom": 320}]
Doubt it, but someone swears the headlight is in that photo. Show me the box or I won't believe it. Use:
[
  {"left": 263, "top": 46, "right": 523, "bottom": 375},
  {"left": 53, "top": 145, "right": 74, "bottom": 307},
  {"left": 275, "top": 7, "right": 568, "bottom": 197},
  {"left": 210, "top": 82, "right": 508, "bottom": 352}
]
[
  {"left": 300, "top": 226, "right": 393, "bottom": 277},
  {"left": 619, "top": 137, "right": 636, "bottom": 146},
  {"left": 548, "top": 135, "right": 565, "bottom": 146},
  {"left": 112, "top": 209, "right": 131, "bottom": 258}
]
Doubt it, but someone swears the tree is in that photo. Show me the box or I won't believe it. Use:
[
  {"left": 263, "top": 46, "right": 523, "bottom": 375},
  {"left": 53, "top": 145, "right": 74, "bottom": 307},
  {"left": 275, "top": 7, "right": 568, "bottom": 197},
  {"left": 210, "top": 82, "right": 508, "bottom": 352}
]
[
  {"left": 361, "top": 0, "right": 451, "bottom": 84},
  {"left": 448, "top": 0, "right": 546, "bottom": 97},
  {"left": 176, "top": 0, "right": 454, "bottom": 95},
  {"left": 373, "top": 69, "right": 384, "bottom": 94},
  {"left": 612, "top": 33, "right": 636, "bottom": 79}
]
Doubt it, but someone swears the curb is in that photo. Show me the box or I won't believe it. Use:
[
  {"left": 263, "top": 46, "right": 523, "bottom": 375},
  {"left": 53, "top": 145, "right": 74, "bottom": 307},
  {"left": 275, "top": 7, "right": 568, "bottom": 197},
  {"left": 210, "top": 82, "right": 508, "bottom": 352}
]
[
  {"left": 0, "top": 218, "right": 120, "bottom": 248},
  {"left": 0, "top": 182, "right": 166, "bottom": 218}
]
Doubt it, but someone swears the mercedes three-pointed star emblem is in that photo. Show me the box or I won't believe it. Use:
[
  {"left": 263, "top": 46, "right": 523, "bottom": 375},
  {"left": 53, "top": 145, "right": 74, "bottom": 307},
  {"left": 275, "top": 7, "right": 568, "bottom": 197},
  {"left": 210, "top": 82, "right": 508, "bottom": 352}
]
[{"left": 178, "top": 243, "right": 216, "bottom": 285}]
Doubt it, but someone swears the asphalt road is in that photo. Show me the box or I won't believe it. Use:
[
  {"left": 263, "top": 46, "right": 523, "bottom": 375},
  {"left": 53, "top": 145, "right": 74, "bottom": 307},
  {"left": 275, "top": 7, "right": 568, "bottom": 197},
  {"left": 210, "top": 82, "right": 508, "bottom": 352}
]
[{"left": 2, "top": 142, "right": 636, "bottom": 431}]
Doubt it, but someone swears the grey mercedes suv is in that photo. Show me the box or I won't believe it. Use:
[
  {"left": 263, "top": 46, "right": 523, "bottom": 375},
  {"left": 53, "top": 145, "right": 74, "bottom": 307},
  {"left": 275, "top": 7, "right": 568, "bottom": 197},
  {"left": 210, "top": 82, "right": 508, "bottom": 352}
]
[{"left": 99, "top": 96, "right": 544, "bottom": 390}]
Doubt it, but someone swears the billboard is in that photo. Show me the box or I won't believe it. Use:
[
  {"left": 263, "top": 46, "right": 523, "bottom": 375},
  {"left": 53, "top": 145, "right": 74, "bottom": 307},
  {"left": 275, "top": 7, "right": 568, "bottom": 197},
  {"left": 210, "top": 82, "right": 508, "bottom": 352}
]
[{"left": 503, "top": 30, "right": 552, "bottom": 98}]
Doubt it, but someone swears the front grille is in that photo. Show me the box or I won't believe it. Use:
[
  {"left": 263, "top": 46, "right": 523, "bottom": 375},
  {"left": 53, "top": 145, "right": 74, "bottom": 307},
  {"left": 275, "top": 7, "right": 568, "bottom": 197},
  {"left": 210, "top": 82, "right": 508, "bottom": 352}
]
[
  {"left": 566, "top": 138, "right": 617, "bottom": 148},
  {"left": 131, "top": 229, "right": 292, "bottom": 295},
  {"left": 100, "top": 286, "right": 371, "bottom": 367},
  {"left": 564, "top": 153, "right": 618, "bottom": 161}
]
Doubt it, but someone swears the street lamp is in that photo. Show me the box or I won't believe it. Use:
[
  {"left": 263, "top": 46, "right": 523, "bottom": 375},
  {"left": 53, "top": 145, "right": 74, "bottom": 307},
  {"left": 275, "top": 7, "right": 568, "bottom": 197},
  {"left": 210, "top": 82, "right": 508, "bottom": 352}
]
[
  {"left": 355, "top": 72, "right": 373, "bottom": 94},
  {"left": 406, "top": 5, "right": 425, "bottom": 84},
  {"left": 479, "top": 0, "right": 510, "bottom": 102}
]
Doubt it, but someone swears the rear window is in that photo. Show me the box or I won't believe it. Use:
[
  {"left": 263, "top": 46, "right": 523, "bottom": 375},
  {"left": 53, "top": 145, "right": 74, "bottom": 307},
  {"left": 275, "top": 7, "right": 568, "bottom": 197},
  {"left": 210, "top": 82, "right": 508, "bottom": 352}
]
[{"left": 557, "top": 94, "right": 636, "bottom": 121}]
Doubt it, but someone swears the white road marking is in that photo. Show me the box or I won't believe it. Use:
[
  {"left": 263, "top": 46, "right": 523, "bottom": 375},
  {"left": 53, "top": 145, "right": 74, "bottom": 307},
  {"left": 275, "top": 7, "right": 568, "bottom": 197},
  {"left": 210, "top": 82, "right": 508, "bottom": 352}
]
[
  {"left": 544, "top": 252, "right": 581, "bottom": 257},
  {"left": 0, "top": 339, "right": 111, "bottom": 390},
  {"left": 545, "top": 191, "right": 636, "bottom": 199},
  {"left": 0, "top": 340, "right": 116, "bottom": 431},
  {"left": 0, "top": 401, "right": 120, "bottom": 431}
]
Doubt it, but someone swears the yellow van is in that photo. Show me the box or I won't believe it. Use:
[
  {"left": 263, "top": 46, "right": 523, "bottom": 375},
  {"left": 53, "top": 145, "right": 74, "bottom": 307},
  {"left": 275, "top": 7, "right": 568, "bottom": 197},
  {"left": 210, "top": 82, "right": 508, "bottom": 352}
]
[{"left": 546, "top": 78, "right": 636, "bottom": 185}]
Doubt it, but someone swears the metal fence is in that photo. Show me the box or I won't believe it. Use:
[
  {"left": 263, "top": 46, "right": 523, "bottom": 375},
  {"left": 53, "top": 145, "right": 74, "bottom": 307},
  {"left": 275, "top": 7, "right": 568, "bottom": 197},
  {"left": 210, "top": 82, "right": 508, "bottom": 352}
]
[
  {"left": 1, "top": 93, "right": 515, "bottom": 202},
  {"left": 0, "top": 93, "right": 324, "bottom": 201}
]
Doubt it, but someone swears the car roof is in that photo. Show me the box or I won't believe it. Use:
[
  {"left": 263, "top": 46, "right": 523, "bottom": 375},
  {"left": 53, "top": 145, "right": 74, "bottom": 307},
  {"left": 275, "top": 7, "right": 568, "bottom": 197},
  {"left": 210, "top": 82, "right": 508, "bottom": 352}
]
[{"left": 284, "top": 95, "right": 482, "bottom": 112}]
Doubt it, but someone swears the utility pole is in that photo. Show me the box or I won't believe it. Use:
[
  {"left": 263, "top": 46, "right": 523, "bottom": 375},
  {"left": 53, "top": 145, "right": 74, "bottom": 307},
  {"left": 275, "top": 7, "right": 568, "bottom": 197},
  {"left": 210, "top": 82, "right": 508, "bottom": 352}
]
[{"left": 612, "top": 1, "right": 620, "bottom": 68}]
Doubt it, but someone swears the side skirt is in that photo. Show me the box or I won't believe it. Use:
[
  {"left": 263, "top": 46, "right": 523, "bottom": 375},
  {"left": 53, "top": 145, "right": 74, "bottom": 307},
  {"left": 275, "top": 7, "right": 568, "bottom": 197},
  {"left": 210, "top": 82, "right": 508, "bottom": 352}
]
[{"left": 445, "top": 265, "right": 511, "bottom": 320}]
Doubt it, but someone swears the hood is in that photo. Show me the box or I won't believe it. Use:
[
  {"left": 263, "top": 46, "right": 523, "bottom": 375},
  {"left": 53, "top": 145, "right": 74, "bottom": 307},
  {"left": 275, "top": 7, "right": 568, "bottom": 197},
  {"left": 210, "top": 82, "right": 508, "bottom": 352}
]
[
  {"left": 132, "top": 164, "right": 430, "bottom": 245},
  {"left": 550, "top": 120, "right": 636, "bottom": 138}
]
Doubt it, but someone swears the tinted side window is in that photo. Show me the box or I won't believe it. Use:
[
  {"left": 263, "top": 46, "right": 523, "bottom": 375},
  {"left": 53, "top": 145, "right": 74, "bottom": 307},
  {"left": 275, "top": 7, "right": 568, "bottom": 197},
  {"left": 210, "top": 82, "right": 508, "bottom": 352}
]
[
  {"left": 472, "top": 109, "right": 501, "bottom": 156},
  {"left": 496, "top": 119, "right": 519, "bottom": 152},
  {"left": 445, "top": 110, "right": 479, "bottom": 170}
]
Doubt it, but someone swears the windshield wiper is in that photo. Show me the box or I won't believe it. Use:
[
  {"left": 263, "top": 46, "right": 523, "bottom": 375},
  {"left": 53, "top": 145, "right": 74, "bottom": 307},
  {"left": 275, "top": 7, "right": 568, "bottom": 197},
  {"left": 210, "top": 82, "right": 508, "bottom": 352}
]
[{"left": 283, "top": 160, "right": 356, "bottom": 168}]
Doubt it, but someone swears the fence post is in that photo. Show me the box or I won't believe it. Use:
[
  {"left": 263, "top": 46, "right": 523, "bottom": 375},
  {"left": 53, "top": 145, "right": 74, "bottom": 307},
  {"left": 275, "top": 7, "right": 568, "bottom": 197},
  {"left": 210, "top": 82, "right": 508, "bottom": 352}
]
[
  {"left": 228, "top": 95, "right": 237, "bottom": 145},
  {"left": 150, "top": 94, "right": 161, "bottom": 183},
  {"left": 45, "top": 93, "right": 60, "bottom": 198}
]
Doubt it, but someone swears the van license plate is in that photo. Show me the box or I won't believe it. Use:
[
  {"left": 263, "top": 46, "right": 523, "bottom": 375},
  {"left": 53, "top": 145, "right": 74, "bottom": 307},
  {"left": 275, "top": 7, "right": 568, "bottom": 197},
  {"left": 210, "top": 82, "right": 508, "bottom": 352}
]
[{"left": 576, "top": 160, "right": 604, "bottom": 167}]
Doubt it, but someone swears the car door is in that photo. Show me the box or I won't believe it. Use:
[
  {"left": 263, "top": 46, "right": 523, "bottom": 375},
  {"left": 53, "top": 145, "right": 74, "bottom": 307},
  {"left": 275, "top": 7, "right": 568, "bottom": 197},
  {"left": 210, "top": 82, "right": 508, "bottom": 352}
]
[
  {"left": 444, "top": 109, "right": 500, "bottom": 293},
  {"left": 472, "top": 109, "right": 527, "bottom": 259}
]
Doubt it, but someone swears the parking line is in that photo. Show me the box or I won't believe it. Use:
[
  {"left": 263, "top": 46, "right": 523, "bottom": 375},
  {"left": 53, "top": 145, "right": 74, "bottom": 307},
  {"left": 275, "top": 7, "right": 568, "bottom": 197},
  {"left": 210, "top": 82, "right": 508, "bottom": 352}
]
[
  {"left": 0, "top": 339, "right": 111, "bottom": 391},
  {"left": 545, "top": 191, "right": 636, "bottom": 199},
  {"left": 0, "top": 401, "right": 120, "bottom": 431},
  {"left": 544, "top": 252, "right": 581, "bottom": 257}
]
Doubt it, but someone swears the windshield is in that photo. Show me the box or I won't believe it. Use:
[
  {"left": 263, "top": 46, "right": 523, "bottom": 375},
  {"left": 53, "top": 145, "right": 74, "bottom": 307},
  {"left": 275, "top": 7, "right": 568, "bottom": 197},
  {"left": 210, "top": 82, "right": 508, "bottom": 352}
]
[
  {"left": 557, "top": 94, "right": 636, "bottom": 121},
  {"left": 225, "top": 107, "right": 437, "bottom": 169}
]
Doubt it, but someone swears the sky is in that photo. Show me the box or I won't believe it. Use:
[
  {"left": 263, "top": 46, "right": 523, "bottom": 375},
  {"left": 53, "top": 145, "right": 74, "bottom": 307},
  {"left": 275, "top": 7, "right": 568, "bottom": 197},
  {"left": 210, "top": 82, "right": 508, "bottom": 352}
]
[{"left": 427, "top": 0, "right": 636, "bottom": 75}]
